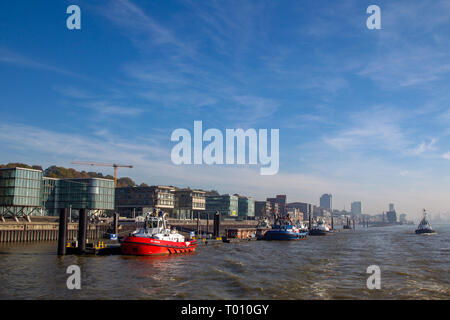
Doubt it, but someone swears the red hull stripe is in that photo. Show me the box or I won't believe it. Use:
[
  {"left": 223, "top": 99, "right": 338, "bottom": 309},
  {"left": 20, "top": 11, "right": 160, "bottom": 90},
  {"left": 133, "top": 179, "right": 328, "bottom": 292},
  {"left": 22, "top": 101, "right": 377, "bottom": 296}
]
[{"left": 122, "top": 240, "right": 197, "bottom": 250}]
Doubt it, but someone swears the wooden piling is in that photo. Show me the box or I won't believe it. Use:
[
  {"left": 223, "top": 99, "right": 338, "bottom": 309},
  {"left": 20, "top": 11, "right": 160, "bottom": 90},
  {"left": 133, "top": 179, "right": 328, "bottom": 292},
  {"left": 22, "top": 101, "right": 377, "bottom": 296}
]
[
  {"left": 78, "top": 209, "right": 88, "bottom": 254},
  {"left": 58, "top": 208, "right": 68, "bottom": 255},
  {"left": 213, "top": 211, "right": 220, "bottom": 237}
]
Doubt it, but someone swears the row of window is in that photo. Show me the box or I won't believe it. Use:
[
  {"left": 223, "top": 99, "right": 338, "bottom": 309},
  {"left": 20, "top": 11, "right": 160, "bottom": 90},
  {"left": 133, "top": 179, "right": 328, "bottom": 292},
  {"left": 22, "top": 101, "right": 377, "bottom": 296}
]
[
  {"left": 0, "top": 169, "right": 42, "bottom": 180},
  {"left": 6, "top": 196, "right": 42, "bottom": 206},
  {"left": 0, "top": 187, "right": 42, "bottom": 197}
]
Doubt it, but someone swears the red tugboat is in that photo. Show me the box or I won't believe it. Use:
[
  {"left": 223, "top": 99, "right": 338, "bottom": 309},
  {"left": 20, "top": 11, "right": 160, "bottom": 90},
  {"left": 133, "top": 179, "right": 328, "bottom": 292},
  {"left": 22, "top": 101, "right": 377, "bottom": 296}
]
[{"left": 121, "top": 212, "right": 197, "bottom": 255}]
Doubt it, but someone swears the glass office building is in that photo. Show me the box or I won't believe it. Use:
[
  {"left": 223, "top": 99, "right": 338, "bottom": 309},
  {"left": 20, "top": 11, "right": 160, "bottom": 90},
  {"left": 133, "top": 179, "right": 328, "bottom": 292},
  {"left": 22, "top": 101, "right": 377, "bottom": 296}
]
[
  {"left": 238, "top": 197, "right": 255, "bottom": 219},
  {"left": 0, "top": 167, "right": 115, "bottom": 217},
  {"left": 205, "top": 194, "right": 239, "bottom": 218},
  {"left": 0, "top": 168, "right": 44, "bottom": 216},
  {"left": 43, "top": 177, "right": 115, "bottom": 216}
]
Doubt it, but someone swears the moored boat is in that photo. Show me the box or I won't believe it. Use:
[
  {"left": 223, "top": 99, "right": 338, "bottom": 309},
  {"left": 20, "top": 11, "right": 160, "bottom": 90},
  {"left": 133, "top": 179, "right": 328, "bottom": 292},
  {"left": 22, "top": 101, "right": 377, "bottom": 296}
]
[
  {"left": 263, "top": 216, "right": 307, "bottom": 241},
  {"left": 415, "top": 209, "right": 436, "bottom": 234},
  {"left": 121, "top": 211, "right": 197, "bottom": 255}
]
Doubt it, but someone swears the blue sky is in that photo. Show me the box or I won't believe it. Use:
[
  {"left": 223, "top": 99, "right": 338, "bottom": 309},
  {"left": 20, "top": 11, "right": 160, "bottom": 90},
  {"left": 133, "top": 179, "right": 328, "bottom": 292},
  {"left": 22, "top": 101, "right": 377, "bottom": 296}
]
[{"left": 1, "top": 0, "right": 450, "bottom": 219}]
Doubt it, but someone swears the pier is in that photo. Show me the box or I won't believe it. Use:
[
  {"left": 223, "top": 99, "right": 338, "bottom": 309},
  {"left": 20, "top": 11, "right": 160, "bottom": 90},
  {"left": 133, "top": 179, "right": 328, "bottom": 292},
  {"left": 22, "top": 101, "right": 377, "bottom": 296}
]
[{"left": 0, "top": 216, "right": 110, "bottom": 243}]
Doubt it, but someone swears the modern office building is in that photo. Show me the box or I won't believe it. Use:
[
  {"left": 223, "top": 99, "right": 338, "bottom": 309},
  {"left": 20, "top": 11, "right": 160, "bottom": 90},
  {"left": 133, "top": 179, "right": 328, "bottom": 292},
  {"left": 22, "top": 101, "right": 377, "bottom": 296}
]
[
  {"left": 351, "top": 201, "right": 362, "bottom": 216},
  {"left": 43, "top": 177, "right": 115, "bottom": 216},
  {"left": 0, "top": 167, "right": 44, "bottom": 217},
  {"left": 320, "top": 194, "right": 332, "bottom": 211},
  {"left": 205, "top": 194, "right": 239, "bottom": 218},
  {"left": 174, "top": 188, "right": 206, "bottom": 219},
  {"left": 0, "top": 167, "right": 115, "bottom": 218},
  {"left": 255, "top": 201, "right": 271, "bottom": 217},
  {"left": 389, "top": 203, "right": 395, "bottom": 212},
  {"left": 237, "top": 196, "right": 255, "bottom": 219},
  {"left": 115, "top": 185, "right": 175, "bottom": 218}
]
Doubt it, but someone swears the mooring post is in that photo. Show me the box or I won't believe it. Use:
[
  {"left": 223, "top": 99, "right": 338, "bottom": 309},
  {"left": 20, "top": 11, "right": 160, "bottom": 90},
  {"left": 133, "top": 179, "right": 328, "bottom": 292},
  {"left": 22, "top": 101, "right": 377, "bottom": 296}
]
[
  {"left": 113, "top": 212, "right": 119, "bottom": 235},
  {"left": 57, "top": 208, "right": 68, "bottom": 255},
  {"left": 331, "top": 215, "right": 334, "bottom": 230},
  {"left": 78, "top": 209, "right": 88, "bottom": 254},
  {"left": 196, "top": 212, "right": 200, "bottom": 237},
  {"left": 213, "top": 211, "right": 220, "bottom": 237}
]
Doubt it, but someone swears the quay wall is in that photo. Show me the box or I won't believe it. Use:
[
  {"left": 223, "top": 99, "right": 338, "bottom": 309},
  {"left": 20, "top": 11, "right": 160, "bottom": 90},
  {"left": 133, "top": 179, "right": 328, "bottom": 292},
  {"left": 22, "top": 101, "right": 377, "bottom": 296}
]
[{"left": 0, "top": 222, "right": 109, "bottom": 243}]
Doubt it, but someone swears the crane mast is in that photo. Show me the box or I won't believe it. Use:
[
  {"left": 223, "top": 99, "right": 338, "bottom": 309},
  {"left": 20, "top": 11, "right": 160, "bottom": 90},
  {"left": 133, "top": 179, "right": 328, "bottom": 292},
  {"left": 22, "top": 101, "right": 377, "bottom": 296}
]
[{"left": 71, "top": 161, "right": 133, "bottom": 187}]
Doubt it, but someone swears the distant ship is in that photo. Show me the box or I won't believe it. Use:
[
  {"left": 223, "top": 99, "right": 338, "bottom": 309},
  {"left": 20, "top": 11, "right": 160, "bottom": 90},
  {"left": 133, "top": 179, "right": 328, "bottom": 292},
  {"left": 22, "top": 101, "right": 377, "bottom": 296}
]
[
  {"left": 309, "top": 218, "right": 331, "bottom": 236},
  {"left": 415, "top": 209, "right": 436, "bottom": 234}
]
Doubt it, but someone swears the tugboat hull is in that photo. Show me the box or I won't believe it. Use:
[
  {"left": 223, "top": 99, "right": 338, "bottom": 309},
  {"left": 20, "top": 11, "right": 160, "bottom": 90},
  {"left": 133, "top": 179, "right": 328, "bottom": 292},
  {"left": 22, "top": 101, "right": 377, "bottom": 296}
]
[
  {"left": 415, "top": 229, "right": 435, "bottom": 234},
  {"left": 121, "top": 236, "right": 197, "bottom": 255},
  {"left": 263, "top": 230, "right": 307, "bottom": 241}
]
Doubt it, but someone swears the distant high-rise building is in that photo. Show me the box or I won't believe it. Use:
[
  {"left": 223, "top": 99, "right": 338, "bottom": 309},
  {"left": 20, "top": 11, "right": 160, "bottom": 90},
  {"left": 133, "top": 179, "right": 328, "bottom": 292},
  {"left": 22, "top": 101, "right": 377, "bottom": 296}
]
[
  {"left": 386, "top": 203, "right": 397, "bottom": 223},
  {"left": 386, "top": 210, "right": 397, "bottom": 223},
  {"left": 320, "top": 194, "right": 332, "bottom": 211},
  {"left": 351, "top": 201, "right": 362, "bottom": 216},
  {"left": 276, "top": 195, "right": 287, "bottom": 215}
]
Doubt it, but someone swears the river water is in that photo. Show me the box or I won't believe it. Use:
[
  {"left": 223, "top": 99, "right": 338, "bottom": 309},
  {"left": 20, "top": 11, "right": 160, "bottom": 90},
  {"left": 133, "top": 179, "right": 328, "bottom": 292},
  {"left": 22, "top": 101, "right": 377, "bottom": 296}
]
[{"left": 0, "top": 224, "right": 448, "bottom": 300}]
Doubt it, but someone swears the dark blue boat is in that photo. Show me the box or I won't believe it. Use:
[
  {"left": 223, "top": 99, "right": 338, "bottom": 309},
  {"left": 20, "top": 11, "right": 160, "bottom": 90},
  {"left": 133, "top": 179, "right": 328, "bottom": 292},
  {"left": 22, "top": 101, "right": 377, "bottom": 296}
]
[{"left": 263, "top": 217, "right": 308, "bottom": 241}]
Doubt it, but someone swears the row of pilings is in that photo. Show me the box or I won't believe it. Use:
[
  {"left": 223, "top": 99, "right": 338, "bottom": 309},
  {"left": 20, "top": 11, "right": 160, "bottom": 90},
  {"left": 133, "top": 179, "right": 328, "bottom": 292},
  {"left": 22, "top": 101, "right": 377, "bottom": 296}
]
[{"left": 0, "top": 211, "right": 110, "bottom": 245}]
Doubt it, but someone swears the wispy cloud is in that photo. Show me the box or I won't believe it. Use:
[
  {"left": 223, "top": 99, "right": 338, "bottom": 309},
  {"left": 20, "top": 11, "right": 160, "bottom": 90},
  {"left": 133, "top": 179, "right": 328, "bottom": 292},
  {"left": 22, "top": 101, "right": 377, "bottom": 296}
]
[
  {"left": 442, "top": 152, "right": 450, "bottom": 160},
  {"left": 324, "top": 106, "right": 409, "bottom": 152},
  {"left": 0, "top": 47, "right": 81, "bottom": 78},
  {"left": 408, "top": 138, "right": 438, "bottom": 156}
]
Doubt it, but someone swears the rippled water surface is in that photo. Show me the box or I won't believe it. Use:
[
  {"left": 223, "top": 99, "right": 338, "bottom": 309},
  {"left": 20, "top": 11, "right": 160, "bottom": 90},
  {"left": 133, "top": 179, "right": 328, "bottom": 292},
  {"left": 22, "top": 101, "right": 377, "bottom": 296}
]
[{"left": 0, "top": 224, "right": 449, "bottom": 299}]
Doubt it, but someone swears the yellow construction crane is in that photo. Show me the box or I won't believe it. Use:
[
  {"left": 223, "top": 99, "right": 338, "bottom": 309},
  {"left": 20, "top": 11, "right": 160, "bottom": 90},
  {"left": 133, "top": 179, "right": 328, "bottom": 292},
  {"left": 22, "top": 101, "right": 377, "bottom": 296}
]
[{"left": 71, "top": 161, "right": 133, "bottom": 187}]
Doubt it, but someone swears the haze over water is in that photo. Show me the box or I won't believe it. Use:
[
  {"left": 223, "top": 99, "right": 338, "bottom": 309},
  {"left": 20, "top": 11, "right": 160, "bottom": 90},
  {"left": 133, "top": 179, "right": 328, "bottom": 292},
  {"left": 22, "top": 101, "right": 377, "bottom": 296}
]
[{"left": 0, "top": 224, "right": 448, "bottom": 300}]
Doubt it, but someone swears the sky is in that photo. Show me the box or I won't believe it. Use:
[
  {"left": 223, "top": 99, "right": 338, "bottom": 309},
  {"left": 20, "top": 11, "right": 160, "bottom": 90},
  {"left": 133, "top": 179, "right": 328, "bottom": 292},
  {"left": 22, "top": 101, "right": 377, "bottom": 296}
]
[{"left": 1, "top": 0, "right": 450, "bottom": 220}]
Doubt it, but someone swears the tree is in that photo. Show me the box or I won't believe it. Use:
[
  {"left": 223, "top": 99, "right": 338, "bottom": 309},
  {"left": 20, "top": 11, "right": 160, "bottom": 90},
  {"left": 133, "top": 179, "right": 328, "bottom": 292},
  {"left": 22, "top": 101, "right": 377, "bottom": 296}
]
[{"left": 117, "top": 177, "right": 136, "bottom": 187}]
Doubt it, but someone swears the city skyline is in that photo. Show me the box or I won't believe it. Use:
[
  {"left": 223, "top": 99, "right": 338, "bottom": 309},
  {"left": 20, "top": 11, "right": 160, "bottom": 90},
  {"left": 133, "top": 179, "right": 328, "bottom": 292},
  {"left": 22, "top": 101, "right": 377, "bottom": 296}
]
[{"left": 1, "top": 1, "right": 450, "bottom": 219}]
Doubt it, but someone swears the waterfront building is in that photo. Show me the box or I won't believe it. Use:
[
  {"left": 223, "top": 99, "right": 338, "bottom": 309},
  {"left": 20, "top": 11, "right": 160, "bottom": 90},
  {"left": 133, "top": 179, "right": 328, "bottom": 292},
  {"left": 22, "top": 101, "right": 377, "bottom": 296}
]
[
  {"left": 351, "top": 201, "right": 362, "bottom": 216},
  {"left": 115, "top": 185, "right": 175, "bottom": 218},
  {"left": 237, "top": 196, "right": 255, "bottom": 219},
  {"left": 276, "top": 195, "right": 287, "bottom": 215},
  {"left": 266, "top": 197, "right": 281, "bottom": 216},
  {"left": 0, "top": 167, "right": 44, "bottom": 217},
  {"left": 0, "top": 167, "right": 115, "bottom": 218},
  {"left": 287, "top": 202, "right": 313, "bottom": 220},
  {"left": 389, "top": 203, "right": 395, "bottom": 212},
  {"left": 43, "top": 177, "right": 115, "bottom": 216},
  {"left": 286, "top": 207, "right": 303, "bottom": 221},
  {"left": 320, "top": 194, "right": 332, "bottom": 211},
  {"left": 205, "top": 194, "right": 239, "bottom": 218},
  {"left": 255, "top": 201, "right": 271, "bottom": 217},
  {"left": 174, "top": 188, "right": 206, "bottom": 219}
]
